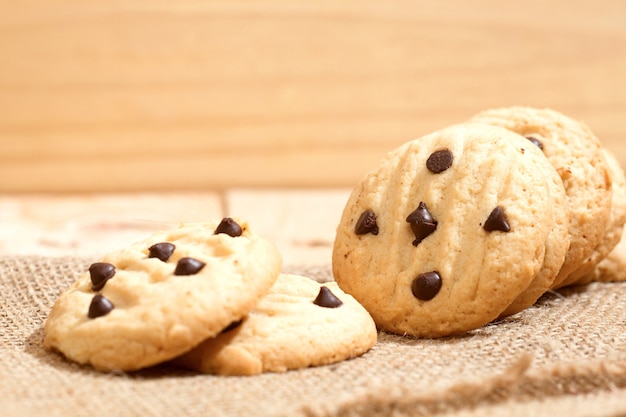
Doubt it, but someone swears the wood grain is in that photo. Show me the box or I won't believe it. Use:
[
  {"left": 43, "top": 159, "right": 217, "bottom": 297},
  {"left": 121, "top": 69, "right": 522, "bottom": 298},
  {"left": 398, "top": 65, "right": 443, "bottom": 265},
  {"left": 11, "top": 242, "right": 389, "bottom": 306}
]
[
  {"left": 226, "top": 188, "right": 351, "bottom": 266},
  {"left": 0, "top": 191, "right": 223, "bottom": 256},
  {"left": 0, "top": 189, "right": 349, "bottom": 265},
  {"left": 1, "top": 0, "right": 625, "bottom": 191}
]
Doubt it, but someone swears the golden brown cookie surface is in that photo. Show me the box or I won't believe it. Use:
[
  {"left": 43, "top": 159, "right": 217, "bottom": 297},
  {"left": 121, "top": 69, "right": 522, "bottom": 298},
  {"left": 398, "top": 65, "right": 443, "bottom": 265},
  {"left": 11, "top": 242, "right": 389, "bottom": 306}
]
[
  {"left": 469, "top": 106, "right": 612, "bottom": 288},
  {"left": 173, "top": 274, "right": 377, "bottom": 375},
  {"left": 44, "top": 219, "right": 282, "bottom": 371},
  {"left": 591, "top": 229, "right": 626, "bottom": 283},
  {"left": 332, "top": 123, "right": 569, "bottom": 337},
  {"left": 569, "top": 149, "right": 626, "bottom": 285}
]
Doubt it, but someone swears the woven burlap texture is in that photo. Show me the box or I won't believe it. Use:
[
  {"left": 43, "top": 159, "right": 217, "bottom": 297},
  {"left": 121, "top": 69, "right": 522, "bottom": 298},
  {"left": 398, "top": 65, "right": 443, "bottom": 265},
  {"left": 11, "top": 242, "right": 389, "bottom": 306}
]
[{"left": 2, "top": 256, "right": 626, "bottom": 417}]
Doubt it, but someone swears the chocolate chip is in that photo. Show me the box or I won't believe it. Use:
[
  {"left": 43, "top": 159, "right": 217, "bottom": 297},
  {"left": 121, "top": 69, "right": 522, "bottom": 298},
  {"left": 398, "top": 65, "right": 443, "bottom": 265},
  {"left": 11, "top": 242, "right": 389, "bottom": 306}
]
[
  {"left": 174, "top": 257, "right": 206, "bottom": 276},
  {"left": 525, "top": 136, "right": 544, "bottom": 151},
  {"left": 406, "top": 202, "right": 438, "bottom": 246},
  {"left": 426, "top": 149, "right": 453, "bottom": 174},
  {"left": 89, "top": 262, "right": 116, "bottom": 292},
  {"left": 411, "top": 271, "right": 442, "bottom": 301},
  {"left": 214, "top": 217, "right": 243, "bottom": 237},
  {"left": 88, "top": 294, "right": 115, "bottom": 318},
  {"left": 484, "top": 206, "right": 511, "bottom": 232},
  {"left": 313, "top": 286, "right": 343, "bottom": 308},
  {"left": 355, "top": 210, "right": 379, "bottom": 235},
  {"left": 148, "top": 242, "right": 176, "bottom": 262}
]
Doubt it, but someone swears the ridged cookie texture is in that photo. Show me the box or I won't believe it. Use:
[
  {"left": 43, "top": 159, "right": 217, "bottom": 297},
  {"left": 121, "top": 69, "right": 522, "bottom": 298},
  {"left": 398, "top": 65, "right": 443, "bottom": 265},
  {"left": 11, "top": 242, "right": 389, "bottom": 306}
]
[
  {"left": 573, "top": 149, "right": 626, "bottom": 285},
  {"left": 44, "top": 218, "right": 282, "bottom": 371},
  {"left": 172, "top": 274, "right": 377, "bottom": 375},
  {"left": 592, "top": 227, "right": 626, "bottom": 283},
  {"left": 498, "top": 150, "right": 570, "bottom": 318},
  {"left": 469, "top": 106, "right": 613, "bottom": 288},
  {"left": 332, "top": 123, "right": 569, "bottom": 338}
]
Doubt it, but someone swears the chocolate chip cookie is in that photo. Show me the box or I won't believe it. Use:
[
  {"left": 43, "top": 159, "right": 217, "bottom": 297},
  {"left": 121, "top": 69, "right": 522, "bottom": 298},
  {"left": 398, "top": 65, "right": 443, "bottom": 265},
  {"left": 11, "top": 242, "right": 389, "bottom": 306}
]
[
  {"left": 469, "top": 106, "right": 613, "bottom": 288},
  {"left": 44, "top": 218, "right": 282, "bottom": 371},
  {"left": 591, "top": 228, "right": 626, "bottom": 283},
  {"left": 172, "top": 274, "right": 377, "bottom": 375},
  {"left": 570, "top": 149, "right": 626, "bottom": 285},
  {"left": 332, "top": 123, "right": 569, "bottom": 338}
]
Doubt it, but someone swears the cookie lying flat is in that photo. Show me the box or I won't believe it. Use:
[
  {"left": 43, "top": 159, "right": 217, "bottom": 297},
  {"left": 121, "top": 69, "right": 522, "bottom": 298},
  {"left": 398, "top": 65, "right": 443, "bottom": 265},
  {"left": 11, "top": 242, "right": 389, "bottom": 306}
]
[
  {"left": 44, "top": 218, "right": 282, "bottom": 371},
  {"left": 332, "top": 123, "right": 569, "bottom": 338},
  {"left": 172, "top": 274, "right": 377, "bottom": 375},
  {"left": 469, "top": 106, "right": 612, "bottom": 288}
]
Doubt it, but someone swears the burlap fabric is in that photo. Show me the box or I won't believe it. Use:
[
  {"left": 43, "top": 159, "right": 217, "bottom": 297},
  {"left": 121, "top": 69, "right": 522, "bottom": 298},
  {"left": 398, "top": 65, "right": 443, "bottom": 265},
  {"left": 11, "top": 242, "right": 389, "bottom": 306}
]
[{"left": 2, "top": 257, "right": 626, "bottom": 417}]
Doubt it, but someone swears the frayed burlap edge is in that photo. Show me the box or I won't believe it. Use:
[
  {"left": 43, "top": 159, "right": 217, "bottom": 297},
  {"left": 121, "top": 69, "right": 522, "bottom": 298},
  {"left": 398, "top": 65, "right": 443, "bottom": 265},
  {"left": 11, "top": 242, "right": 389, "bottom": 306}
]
[
  {"left": 2, "top": 256, "right": 626, "bottom": 417},
  {"left": 302, "top": 354, "right": 626, "bottom": 417}
]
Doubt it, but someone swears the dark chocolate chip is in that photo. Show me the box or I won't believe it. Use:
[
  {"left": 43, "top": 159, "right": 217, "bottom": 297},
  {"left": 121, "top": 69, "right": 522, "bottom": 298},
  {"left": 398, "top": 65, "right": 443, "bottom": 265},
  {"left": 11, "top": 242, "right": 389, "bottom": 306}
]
[
  {"left": 525, "top": 136, "right": 544, "bottom": 151},
  {"left": 148, "top": 242, "right": 176, "bottom": 262},
  {"left": 174, "top": 257, "right": 206, "bottom": 276},
  {"left": 89, "top": 262, "right": 116, "bottom": 292},
  {"left": 406, "top": 202, "right": 438, "bottom": 246},
  {"left": 483, "top": 206, "right": 511, "bottom": 233},
  {"left": 426, "top": 149, "right": 454, "bottom": 174},
  {"left": 214, "top": 217, "right": 243, "bottom": 237},
  {"left": 313, "top": 286, "right": 343, "bottom": 308},
  {"left": 355, "top": 210, "right": 379, "bottom": 235},
  {"left": 88, "top": 294, "right": 115, "bottom": 318},
  {"left": 411, "top": 271, "right": 442, "bottom": 301}
]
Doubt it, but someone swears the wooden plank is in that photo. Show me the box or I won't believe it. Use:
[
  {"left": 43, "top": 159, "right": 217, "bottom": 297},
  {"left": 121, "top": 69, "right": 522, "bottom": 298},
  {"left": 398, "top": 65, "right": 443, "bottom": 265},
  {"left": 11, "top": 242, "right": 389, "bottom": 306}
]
[
  {"left": 225, "top": 188, "right": 351, "bottom": 266},
  {"left": 0, "top": 192, "right": 223, "bottom": 257},
  {"left": 1, "top": 0, "right": 625, "bottom": 191}
]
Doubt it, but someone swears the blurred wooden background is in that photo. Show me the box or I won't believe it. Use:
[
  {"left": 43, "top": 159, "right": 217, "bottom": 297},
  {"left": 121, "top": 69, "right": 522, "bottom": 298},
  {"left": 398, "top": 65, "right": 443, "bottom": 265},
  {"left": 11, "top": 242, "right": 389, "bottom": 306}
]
[{"left": 1, "top": 0, "right": 625, "bottom": 192}]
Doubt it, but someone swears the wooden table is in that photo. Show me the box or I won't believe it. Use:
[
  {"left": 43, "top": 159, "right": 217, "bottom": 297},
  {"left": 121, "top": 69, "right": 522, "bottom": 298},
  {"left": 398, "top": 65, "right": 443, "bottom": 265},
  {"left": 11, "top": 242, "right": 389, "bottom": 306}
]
[
  {"left": 1, "top": 0, "right": 625, "bottom": 192},
  {"left": 1, "top": 1, "right": 625, "bottom": 263},
  {"left": 0, "top": 190, "right": 350, "bottom": 266}
]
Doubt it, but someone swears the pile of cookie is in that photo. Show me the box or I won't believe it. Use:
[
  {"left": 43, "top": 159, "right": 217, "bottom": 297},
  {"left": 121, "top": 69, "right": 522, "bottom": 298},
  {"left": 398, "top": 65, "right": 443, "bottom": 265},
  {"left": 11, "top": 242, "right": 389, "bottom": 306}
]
[
  {"left": 45, "top": 105, "right": 625, "bottom": 374},
  {"left": 44, "top": 218, "right": 377, "bottom": 374},
  {"left": 332, "top": 106, "right": 626, "bottom": 338}
]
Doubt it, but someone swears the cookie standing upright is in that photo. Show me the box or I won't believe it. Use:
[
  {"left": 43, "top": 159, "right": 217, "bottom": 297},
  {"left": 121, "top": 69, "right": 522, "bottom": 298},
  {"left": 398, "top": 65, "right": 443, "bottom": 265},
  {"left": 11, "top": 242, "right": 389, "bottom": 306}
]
[
  {"left": 499, "top": 155, "right": 570, "bottom": 317},
  {"left": 44, "top": 218, "right": 282, "bottom": 371},
  {"left": 572, "top": 149, "right": 626, "bottom": 285},
  {"left": 173, "top": 274, "right": 377, "bottom": 375},
  {"left": 591, "top": 227, "right": 626, "bottom": 283},
  {"left": 332, "top": 123, "right": 569, "bottom": 338},
  {"left": 469, "top": 106, "right": 613, "bottom": 288}
]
